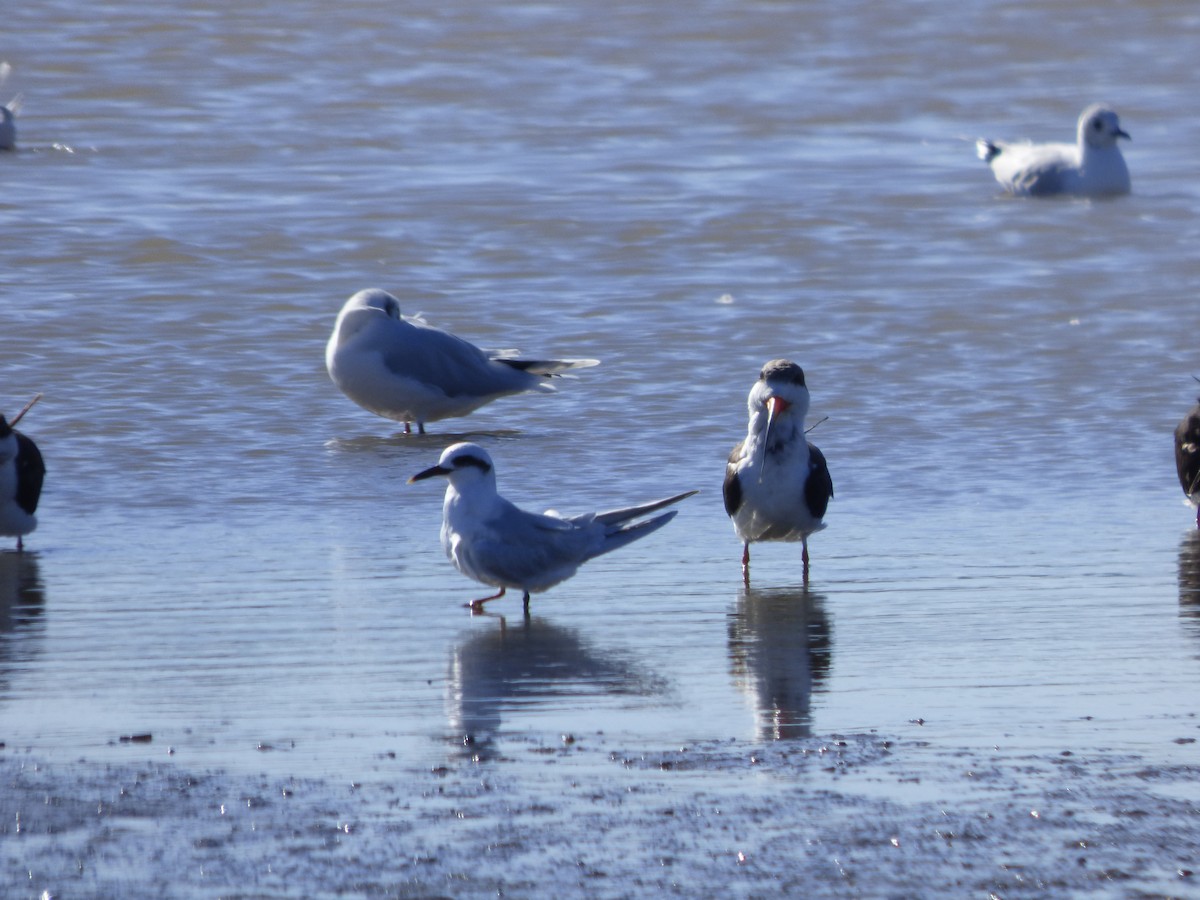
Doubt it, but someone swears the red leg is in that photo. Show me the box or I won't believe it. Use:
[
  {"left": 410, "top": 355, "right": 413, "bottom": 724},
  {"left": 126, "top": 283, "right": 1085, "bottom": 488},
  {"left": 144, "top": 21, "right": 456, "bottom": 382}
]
[
  {"left": 469, "top": 587, "right": 506, "bottom": 612},
  {"left": 404, "top": 422, "right": 412, "bottom": 435}
]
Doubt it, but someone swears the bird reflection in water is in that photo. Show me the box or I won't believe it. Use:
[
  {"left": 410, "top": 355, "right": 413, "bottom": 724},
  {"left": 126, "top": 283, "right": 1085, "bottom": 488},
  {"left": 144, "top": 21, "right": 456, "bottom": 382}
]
[
  {"left": 728, "top": 585, "right": 831, "bottom": 740},
  {"left": 0, "top": 552, "right": 45, "bottom": 687},
  {"left": 0, "top": 551, "right": 43, "bottom": 632},
  {"left": 446, "top": 612, "right": 662, "bottom": 760},
  {"left": 1178, "top": 531, "right": 1200, "bottom": 633}
]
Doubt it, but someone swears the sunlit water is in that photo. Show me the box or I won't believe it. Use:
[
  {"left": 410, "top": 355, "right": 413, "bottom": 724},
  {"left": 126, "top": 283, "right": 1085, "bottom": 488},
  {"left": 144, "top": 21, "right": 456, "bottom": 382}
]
[{"left": 2, "top": 0, "right": 1199, "bottom": 789}]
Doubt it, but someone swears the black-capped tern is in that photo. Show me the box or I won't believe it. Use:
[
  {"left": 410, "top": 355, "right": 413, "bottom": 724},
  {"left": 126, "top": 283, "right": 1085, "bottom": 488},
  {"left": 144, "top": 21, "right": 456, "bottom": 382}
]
[{"left": 410, "top": 442, "right": 697, "bottom": 611}]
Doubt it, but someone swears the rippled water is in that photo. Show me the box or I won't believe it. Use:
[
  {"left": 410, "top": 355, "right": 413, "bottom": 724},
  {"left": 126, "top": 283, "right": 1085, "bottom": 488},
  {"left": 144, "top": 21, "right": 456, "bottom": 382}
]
[{"left": 2, "top": 0, "right": 1199, "bottom": 799}]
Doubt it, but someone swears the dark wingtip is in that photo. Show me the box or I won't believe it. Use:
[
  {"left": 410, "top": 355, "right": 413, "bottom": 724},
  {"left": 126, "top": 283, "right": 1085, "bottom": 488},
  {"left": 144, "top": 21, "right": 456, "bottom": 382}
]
[{"left": 976, "top": 139, "right": 1001, "bottom": 163}]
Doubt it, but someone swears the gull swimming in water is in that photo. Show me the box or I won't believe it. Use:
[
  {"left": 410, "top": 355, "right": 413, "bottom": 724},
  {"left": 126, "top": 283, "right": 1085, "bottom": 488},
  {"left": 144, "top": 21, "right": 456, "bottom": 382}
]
[
  {"left": 1176, "top": 384, "right": 1200, "bottom": 528},
  {"left": 326, "top": 288, "right": 599, "bottom": 434},
  {"left": 723, "top": 360, "right": 833, "bottom": 583},
  {"left": 0, "top": 396, "right": 45, "bottom": 552},
  {"left": 976, "top": 104, "right": 1131, "bottom": 198},
  {"left": 409, "top": 442, "right": 697, "bottom": 611}
]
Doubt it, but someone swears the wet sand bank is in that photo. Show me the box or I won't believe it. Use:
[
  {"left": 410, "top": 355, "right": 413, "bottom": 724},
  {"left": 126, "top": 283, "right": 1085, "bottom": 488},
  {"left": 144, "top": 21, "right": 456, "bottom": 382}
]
[{"left": 3, "top": 727, "right": 1196, "bottom": 898}]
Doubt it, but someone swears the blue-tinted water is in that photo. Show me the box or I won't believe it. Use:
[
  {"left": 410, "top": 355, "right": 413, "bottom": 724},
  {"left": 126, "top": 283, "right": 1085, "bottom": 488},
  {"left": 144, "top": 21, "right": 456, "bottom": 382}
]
[{"left": 2, "top": 0, "right": 1199, "bottom": 893}]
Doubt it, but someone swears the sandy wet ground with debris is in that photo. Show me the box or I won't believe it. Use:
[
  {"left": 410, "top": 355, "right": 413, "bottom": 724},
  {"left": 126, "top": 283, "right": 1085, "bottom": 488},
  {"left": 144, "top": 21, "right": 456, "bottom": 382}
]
[{"left": 3, "top": 725, "right": 1198, "bottom": 899}]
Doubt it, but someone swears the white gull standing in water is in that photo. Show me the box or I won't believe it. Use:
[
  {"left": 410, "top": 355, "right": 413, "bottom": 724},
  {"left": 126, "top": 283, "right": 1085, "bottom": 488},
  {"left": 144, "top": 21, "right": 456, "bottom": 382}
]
[
  {"left": 326, "top": 288, "right": 599, "bottom": 433},
  {"left": 724, "top": 360, "right": 833, "bottom": 583},
  {"left": 409, "top": 442, "right": 697, "bottom": 612},
  {"left": 976, "top": 104, "right": 1131, "bottom": 198}
]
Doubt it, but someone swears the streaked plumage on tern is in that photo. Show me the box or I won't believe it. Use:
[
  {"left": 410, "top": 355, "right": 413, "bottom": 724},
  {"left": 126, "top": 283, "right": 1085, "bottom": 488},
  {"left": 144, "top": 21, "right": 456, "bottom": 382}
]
[
  {"left": 0, "top": 396, "right": 45, "bottom": 552},
  {"left": 976, "top": 104, "right": 1130, "bottom": 197},
  {"left": 723, "top": 360, "right": 833, "bottom": 583},
  {"left": 409, "top": 442, "right": 697, "bottom": 611},
  {"left": 326, "top": 288, "right": 599, "bottom": 433},
  {"left": 1176, "top": 387, "right": 1200, "bottom": 528}
]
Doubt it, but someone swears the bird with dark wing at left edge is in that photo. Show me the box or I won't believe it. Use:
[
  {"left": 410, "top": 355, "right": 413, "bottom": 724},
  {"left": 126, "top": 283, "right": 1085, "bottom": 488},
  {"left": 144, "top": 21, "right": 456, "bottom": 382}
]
[
  {"left": 0, "top": 394, "right": 45, "bottom": 552},
  {"left": 1176, "top": 384, "right": 1200, "bottom": 528}
]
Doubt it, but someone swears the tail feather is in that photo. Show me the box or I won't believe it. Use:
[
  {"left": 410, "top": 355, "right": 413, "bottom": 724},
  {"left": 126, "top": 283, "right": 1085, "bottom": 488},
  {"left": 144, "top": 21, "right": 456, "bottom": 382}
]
[
  {"left": 594, "top": 489, "right": 699, "bottom": 527},
  {"left": 596, "top": 510, "right": 679, "bottom": 557},
  {"left": 495, "top": 357, "right": 601, "bottom": 376},
  {"left": 976, "top": 138, "right": 1001, "bottom": 163}
]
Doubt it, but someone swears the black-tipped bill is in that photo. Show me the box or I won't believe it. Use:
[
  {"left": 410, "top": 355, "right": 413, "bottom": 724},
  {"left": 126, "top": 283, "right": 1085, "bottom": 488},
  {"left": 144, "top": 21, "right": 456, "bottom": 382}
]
[{"left": 408, "top": 464, "right": 451, "bottom": 484}]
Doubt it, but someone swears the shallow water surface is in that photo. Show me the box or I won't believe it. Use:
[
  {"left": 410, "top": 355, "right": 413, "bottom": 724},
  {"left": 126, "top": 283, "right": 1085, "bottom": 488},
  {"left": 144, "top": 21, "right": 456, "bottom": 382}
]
[{"left": 2, "top": 0, "right": 1200, "bottom": 894}]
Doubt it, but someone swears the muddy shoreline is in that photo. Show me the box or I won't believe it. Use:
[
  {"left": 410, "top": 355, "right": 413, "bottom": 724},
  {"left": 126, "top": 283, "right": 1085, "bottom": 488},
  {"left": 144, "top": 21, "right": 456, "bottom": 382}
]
[{"left": 3, "top": 730, "right": 1197, "bottom": 898}]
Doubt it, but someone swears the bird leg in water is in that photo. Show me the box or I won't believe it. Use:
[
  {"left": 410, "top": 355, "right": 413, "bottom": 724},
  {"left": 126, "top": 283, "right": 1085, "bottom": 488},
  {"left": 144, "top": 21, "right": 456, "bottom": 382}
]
[
  {"left": 741, "top": 543, "right": 751, "bottom": 584},
  {"left": 468, "top": 587, "right": 506, "bottom": 612},
  {"left": 801, "top": 538, "right": 810, "bottom": 581}
]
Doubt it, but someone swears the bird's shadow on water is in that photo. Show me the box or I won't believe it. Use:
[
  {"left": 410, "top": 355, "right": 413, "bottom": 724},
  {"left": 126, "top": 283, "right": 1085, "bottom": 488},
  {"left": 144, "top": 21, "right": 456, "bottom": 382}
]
[
  {"left": 727, "top": 583, "right": 831, "bottom": 741},
  {"left": 325, "top": 429, "right": 523, "bottom": 455},
  {"left": 443, "top": 611, "right": 668, "bottom": 762}
]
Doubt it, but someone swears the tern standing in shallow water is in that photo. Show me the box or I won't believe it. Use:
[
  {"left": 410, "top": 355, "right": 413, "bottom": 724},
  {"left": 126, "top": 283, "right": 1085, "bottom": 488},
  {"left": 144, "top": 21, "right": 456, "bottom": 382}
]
[
  {"left": 1176, "top": 388, "right": 1200, "bottom": 528},
  {"left": 410, "top": 442, "right": 697, "bottom": 612},
  {"left": 724, "top": 360, "right": 833, "bottom": 583},
  {"left": 0, "top": 397, "right": 45, "bottom": 552},
  {"left": 976, "top": 103, "right": 1131, "bottom": 198},
  {"left": 326, "top": 288, "right": 599, "bottom": 434}
]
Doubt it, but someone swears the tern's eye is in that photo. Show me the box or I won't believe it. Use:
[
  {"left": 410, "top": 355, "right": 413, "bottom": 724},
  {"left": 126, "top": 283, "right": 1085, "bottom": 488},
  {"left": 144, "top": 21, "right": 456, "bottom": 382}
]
[{"left": 1092, "top": 118, "right": 1103, "bottom": 130}]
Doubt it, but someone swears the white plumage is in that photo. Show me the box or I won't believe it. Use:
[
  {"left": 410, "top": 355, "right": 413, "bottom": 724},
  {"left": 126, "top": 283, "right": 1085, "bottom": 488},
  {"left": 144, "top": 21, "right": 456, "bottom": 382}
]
[
  {"left": 723, "top": 360, "right": 833, "bottom": 583},
  {"left": 326, "top": 288, "right": 598, "bottom": 433},
  {"left": 976, "top": 104, "right": 1130, "bottom": 198},
  {"left": 410, "top": 442, "right": 697, "bottom": 611}
]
